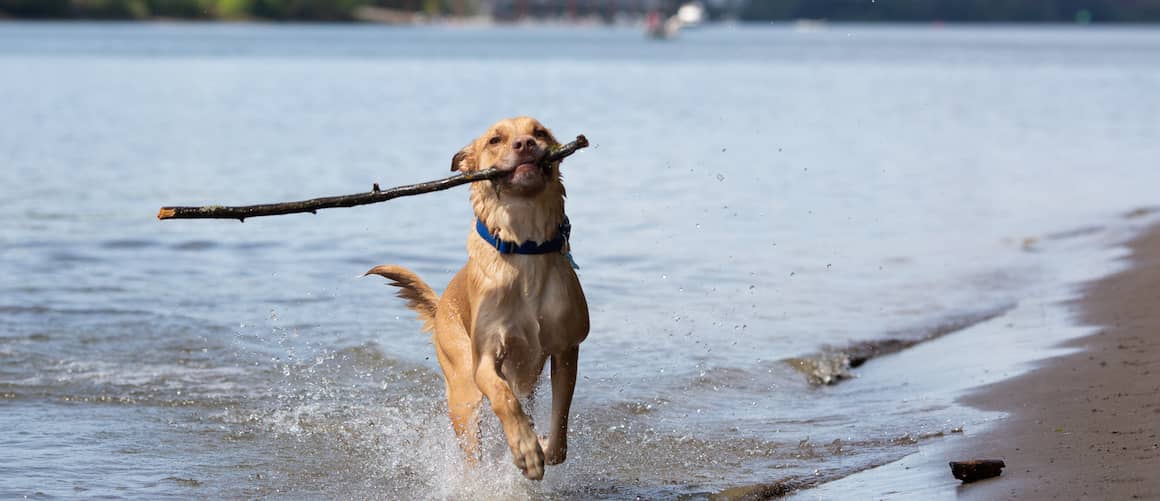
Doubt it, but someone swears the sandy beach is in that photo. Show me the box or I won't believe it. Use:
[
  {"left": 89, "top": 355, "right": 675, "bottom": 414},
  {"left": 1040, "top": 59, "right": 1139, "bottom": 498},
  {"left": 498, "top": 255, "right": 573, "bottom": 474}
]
[
  {"left": 951, "top": 223, "right": 1160, "bottom": 500},
  {"left": 793, "top": 223, "right": 1160, "bottom": 500}
]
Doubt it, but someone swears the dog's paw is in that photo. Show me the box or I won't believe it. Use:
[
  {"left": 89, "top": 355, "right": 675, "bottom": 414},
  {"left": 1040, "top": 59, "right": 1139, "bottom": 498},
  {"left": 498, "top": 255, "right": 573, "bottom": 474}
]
[
  {"left": 510, "top": 426, "right": 545, "bottom": 480},
  {"left": 539, "top": 435, "right": 566, "bottom": 465}
]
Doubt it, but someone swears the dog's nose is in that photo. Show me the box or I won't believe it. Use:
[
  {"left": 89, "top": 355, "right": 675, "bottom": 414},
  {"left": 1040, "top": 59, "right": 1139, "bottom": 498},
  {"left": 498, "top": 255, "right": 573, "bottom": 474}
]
[{"left": 511, "top": 135, "right": 537, "bottom": 152}]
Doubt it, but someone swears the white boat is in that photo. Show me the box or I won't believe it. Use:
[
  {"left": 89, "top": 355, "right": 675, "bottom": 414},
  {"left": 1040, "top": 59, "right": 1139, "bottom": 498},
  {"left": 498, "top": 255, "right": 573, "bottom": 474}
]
[
  {"left": 675, "top": 1, "right": 705, "bottom": 28},
  {"left": 646, "top": 1, "right": 704, "bottom": 39}
]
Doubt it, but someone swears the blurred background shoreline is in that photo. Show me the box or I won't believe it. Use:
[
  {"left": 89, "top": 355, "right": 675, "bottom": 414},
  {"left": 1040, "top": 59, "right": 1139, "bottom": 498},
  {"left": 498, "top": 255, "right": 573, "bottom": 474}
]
[{"left": 2, "top": 0, "right": 1160, "bottom": 25}]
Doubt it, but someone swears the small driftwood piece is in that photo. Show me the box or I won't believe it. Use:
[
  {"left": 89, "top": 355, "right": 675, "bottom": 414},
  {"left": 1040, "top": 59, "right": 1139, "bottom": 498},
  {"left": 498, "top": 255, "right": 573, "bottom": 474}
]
[
  {"left": 949, "top": 459, "right": 1005, "bottom": 483},
  {"left": 157, "top": 135, "right": 589, "bottom": 222}
]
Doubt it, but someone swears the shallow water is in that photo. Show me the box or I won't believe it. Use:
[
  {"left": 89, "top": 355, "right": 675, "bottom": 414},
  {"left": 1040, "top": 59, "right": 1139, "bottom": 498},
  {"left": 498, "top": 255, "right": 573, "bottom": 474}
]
[{"left": 2, "top": 22, "right": 1159, "bottom": 499}]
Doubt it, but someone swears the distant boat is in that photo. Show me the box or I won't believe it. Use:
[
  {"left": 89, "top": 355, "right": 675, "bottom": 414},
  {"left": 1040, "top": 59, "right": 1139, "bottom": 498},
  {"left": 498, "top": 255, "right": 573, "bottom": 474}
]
[
  {"left": 645, "top": 1, "right": 703, "bottom": 40},
  {"left": 675, "top": 1, "right": 705, "bottom": 28}
]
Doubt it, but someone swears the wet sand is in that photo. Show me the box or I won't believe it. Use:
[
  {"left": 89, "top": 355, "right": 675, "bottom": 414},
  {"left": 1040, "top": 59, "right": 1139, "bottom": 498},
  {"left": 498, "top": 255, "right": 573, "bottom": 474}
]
[
  {"left": 793, "top": 224, "right": 1160, "bottom": 500},
  {"left": 950, "top": 223, "right": 1160, "bottom": 500}
]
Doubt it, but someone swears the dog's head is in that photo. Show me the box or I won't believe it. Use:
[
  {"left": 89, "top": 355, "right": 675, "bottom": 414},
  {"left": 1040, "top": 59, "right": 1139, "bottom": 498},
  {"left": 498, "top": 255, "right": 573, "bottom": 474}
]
[{"left": 452, "top": 116, "right": 562, "bottom": 198}]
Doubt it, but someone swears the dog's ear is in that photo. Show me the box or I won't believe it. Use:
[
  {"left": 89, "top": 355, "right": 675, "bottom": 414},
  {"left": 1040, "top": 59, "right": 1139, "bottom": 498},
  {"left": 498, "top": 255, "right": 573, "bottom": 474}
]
[{"left": 451, "top": 144, "right": 476, "bottom": 172}]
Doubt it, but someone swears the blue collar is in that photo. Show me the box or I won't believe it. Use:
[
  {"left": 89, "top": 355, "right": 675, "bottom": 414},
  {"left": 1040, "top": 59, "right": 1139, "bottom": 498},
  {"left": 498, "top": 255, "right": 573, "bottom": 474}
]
[{"left": 476, "top": 216, "right": 570, "bottom": 255}]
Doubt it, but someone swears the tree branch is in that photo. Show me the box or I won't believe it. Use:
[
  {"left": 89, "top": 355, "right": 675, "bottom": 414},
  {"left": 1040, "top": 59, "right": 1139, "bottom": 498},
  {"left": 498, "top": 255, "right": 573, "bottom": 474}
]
[{"left": 157, "top": 135, "right": 588, "bottom": 222}]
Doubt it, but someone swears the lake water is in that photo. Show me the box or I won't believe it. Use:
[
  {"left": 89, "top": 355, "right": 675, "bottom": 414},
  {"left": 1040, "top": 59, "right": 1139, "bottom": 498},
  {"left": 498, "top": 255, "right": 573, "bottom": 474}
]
[{"left": 2, "top": 22, "right": 1159, "bottom": 499}]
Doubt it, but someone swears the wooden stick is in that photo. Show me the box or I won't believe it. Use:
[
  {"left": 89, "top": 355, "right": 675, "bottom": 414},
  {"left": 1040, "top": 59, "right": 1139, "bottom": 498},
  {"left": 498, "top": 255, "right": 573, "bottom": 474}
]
[{"left": 157, "top": 135, "right": 589, "bottom": 222}]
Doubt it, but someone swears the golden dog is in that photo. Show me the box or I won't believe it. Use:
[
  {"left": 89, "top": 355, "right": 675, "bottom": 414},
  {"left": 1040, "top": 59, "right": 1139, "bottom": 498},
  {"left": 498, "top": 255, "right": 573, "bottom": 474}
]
[{"left": 366, "top": 117, "right": 589, "bottom": 480}]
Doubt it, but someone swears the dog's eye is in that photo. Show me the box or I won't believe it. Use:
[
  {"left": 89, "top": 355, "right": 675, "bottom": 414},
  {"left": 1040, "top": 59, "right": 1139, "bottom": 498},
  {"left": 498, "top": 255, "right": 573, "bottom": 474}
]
[
  {"left": 488, "top": 136, "right": 501, "bottom": 145},
  {"left": 533, "top": 129, "right": 548, "bottom": 139}
]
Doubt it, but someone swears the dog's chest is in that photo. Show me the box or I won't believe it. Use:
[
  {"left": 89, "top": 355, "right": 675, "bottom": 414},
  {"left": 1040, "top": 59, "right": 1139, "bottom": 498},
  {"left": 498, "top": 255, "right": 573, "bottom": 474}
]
[
  {"left": 511, "top": 261, "right": 577, "bottom": 328},
  {"left": 478, "top": 255, "right": 585, "bottom": 349}
]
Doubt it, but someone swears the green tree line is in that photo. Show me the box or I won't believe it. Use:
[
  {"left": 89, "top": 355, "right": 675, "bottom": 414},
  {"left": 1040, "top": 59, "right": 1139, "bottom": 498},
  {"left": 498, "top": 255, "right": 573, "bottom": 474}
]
[
  {"left": 0, "top": 0, "right": 476, "bottom": 20},
  {"left": 3, "top": 0, "right": 1160, "bottom": 22}
]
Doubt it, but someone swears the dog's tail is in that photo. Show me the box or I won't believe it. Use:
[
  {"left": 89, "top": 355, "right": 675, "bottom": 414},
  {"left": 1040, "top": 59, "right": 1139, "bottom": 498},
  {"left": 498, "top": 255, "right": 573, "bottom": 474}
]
[{"left": 364, "top": 265, "right": 439, "bottom": 333}]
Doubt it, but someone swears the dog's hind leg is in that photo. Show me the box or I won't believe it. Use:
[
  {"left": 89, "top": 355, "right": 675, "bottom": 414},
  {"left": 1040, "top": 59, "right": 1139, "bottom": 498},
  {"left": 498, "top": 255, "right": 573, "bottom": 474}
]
[
  {"left": 434, "top": 338, "right": 483, "bottom": 463},
  {"left": 473, "top": 343, "right": 545, "bottom": 480},
  {"left": 541, "top": 345, "right": 578, "bottom": 465},
  {"left": 444, "top": 377, "right": 482, "bottom": 463},
  {"left": 443, "top": 387, "right": 480, "bottom": 466}
]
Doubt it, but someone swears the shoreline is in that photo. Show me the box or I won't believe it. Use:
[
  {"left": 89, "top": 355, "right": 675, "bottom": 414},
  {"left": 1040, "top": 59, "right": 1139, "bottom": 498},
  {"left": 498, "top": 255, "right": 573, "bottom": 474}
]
[
  {"left": 791, "top": 222, "right": 1160, "bottom": 499},
  {"left": 949, "top": 222, "right": 1160, "bottom": 499}
]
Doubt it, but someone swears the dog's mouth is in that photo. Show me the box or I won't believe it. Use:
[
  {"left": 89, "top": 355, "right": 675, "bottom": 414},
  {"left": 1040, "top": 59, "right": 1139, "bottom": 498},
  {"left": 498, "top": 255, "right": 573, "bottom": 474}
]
[
  {"left": 497, "top": 156, "right": 549, "bottom": 182},
  {"left": 492, "top": 160, "right": 550, "bottom": 195},
  {"left": 504, "top": 163, "right": 546, "bottom": 188},
  {"left": 512, "top": 162, "right": 540, "bottom": 176}
]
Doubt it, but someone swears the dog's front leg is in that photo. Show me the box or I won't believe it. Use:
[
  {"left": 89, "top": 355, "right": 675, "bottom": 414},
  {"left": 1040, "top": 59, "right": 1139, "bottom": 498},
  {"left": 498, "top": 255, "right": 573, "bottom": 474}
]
[
  {"left": 542, "top": 345, "right": 578, "bottom": 465},
  {"left": 474, "top": 343, "right": 545, "bottom": 480}
]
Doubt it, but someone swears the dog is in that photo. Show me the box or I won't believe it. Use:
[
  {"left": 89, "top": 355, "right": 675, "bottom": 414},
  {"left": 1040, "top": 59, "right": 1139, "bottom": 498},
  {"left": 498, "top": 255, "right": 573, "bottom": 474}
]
[{"left": 366, "top": 117, "right": 589, "bottom": 480}]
